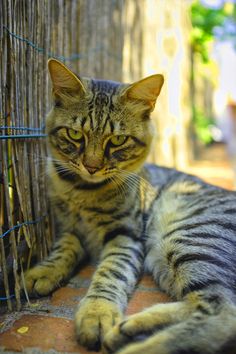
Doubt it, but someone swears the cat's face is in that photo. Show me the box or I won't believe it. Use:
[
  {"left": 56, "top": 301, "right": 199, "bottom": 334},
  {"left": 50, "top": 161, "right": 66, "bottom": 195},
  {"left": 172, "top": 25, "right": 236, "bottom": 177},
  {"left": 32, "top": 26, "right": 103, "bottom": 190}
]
[{"left": 46, "top": 59, "right": 164, "bottom": 184}]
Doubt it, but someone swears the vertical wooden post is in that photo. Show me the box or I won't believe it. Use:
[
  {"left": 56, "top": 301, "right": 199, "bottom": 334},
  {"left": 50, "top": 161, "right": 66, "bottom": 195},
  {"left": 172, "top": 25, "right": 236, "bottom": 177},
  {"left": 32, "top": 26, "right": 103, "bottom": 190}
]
[{"left": 78, "top": 0, "right": 124, "bottom": 80}]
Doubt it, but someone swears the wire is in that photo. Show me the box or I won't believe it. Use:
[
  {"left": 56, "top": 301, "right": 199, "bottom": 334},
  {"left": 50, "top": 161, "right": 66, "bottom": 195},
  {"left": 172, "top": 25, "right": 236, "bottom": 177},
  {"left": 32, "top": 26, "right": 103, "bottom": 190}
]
[
  {"left": 0, "top": 134, "right": 47, "bottom": 139},
  {"left": 0, "top": 214, "right": 47, "bottom": 239}
]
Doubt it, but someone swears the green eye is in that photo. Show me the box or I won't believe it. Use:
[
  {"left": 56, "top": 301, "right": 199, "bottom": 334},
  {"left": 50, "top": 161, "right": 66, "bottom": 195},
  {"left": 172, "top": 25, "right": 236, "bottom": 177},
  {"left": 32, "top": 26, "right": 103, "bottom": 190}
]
[
  {"left": 110, "top": 135, "right": 127, "bottom": 146},
  {"left": 67, "top": 129, "right": 84, "bottom": 141}
]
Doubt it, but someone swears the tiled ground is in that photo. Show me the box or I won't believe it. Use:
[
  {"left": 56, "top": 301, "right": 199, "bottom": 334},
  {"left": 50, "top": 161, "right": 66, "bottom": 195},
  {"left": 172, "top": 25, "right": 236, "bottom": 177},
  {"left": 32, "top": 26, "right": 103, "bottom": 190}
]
[{"left": 0, "top": 143, "right": 234, "bottom": 353}]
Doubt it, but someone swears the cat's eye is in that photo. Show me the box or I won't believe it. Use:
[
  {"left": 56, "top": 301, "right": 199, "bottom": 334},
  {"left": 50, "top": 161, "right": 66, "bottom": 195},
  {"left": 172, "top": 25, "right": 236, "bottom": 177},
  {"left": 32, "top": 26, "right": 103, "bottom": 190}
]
[
  {"left": 67, "top": 128, "right": 84, "bottom": 141},
  {"left": 109, "top": 135, "right": 127, "bottom": 147}
]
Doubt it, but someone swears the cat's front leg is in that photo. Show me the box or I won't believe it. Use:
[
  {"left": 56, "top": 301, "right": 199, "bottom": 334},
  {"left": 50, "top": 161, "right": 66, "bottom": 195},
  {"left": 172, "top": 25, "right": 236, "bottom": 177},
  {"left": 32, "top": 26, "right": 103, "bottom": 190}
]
[
  {"left": 75, "top": 235, "right": 144, "bottom": 351},
  {"left": 24, "top": 232, "right": 85, "bottom": 296}
]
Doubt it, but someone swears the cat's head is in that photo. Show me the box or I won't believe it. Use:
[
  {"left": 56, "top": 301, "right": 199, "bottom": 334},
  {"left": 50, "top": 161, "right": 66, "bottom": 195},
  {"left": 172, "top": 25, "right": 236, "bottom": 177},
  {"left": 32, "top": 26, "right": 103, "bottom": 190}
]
[{"left": 46, "top": 59, "right": 164, "bottom": 184}]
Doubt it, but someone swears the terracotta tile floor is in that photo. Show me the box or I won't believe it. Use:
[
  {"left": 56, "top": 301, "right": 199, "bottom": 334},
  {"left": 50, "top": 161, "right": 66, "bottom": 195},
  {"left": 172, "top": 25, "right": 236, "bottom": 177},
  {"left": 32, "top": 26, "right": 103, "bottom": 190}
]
[
  {"left": 0, "top": 269, "right": 170, "bottom": 353},
  {"left": 0, "top": 143, "right": 234, "bottom": 353}
]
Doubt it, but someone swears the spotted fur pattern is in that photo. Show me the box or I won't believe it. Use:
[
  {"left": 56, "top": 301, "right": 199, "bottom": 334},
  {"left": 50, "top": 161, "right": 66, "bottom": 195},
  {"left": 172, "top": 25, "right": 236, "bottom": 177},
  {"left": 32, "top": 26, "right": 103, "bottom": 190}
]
[{"left": 24, "top": 60, "right": 236, "bottom": 354}]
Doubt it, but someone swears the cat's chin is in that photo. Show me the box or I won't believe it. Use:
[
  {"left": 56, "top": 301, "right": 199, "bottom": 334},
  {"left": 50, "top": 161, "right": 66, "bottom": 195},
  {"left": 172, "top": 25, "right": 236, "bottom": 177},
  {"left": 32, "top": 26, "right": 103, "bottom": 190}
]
[{"left": 78, "top": 173, "right": 108, "bottom": 184}]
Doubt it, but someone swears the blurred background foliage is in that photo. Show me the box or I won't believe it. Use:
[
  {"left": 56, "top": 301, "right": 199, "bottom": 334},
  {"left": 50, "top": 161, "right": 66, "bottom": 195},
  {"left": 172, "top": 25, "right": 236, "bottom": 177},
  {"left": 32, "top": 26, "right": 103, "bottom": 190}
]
[
  {"left": 191, "top": 2, "right": 229, "bottom": 62},
  {"left": 190, "top": 0, "right": 236, "bottom": 145}
]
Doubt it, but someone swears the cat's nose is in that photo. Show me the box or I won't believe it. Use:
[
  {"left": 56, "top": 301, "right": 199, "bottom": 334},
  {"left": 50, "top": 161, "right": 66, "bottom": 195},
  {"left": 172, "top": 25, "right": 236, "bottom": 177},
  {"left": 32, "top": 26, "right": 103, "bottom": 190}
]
[{"left": 84, "top": 164, "right": 99, "bottom": 175}]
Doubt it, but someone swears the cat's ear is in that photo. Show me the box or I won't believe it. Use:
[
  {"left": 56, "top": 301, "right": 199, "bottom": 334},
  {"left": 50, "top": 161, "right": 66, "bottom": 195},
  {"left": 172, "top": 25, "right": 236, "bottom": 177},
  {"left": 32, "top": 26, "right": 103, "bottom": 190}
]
[
  {"left": 122, "top": 74, "right": 164, "bottom": 110},
  {"left": 48, "top": 59, "right": 86, "bottom": 98}
]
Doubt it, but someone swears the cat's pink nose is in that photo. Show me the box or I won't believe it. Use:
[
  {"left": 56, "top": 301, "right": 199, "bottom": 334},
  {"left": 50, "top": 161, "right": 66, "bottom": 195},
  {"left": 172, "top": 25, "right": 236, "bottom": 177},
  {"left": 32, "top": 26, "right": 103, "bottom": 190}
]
[{"left": 84, "top": 164, "right": 99, "bottom": 175}]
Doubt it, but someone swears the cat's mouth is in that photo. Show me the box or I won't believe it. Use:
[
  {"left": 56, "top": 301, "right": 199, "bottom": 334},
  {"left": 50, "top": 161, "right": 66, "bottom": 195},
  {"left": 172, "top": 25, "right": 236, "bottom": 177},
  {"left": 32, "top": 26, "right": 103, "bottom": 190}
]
[{"left": 69, "top": 160, "right": 111, "bottom": 183}]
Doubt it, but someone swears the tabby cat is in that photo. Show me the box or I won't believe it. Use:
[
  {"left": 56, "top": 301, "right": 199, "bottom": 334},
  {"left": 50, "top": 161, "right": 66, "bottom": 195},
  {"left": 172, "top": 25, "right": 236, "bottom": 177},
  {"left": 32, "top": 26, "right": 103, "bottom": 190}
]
[{"left": 24, "top": 59, "right": 236, "bottom": 354}]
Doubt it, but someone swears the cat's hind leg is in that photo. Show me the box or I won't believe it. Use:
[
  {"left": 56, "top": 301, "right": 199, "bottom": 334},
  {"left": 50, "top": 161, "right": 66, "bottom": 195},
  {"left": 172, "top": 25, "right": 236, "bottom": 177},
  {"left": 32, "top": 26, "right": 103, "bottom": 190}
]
[
  {"left": 24, "top": 233, "right": 85, "bottom": 296},
  {"left": 103, "top": 290, "right": 236, "bottom": 354}
]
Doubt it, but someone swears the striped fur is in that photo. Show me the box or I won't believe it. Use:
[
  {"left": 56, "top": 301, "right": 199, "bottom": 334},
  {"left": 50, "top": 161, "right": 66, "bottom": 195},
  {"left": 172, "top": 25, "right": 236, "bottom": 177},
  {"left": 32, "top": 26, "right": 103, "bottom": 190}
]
[{"left": 24, "top": 60, "right": 236, "bottom": 353}]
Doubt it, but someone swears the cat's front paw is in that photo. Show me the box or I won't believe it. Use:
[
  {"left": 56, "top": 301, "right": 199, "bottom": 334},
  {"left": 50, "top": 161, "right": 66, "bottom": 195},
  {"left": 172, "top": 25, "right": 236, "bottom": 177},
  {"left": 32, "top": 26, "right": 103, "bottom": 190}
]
[
  {"left": 24, "top": 265, "right": 61, "bottom": 296},
  {"left": 75, "top": 298, "right": 122, "bottom": 351}
]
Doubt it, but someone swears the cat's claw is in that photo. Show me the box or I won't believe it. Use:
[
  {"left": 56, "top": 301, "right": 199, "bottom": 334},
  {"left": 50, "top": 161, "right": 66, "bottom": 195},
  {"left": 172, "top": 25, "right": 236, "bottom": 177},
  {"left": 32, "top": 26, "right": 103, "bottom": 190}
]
[
  {"left": 103, "top": 320, "right": 138, "bottom": 354},
  {"left": 75, "top": 298, "right": 122, "bottom": 351},
  {"left": 103, "top": 310, "right": 165, "bottom": 354},
  {"left": 102, "top": 322, "right": 129, "bottom": 354}
]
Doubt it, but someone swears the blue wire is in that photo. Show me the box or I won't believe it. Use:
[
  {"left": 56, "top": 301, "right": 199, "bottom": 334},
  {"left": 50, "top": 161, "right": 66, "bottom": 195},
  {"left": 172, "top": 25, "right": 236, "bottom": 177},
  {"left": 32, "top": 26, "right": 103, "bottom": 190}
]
[
  {"left": 3, "top": 25, "right": 122, "bottom": 62},
  {"left": 0, "top": 294, "right": 15, "bottom": 301},
  {"left": 0, "top": 134, "right": 47, "bottom": 139},
  {"left": 0, "top": 215, "right": 47, "bottom": 301},
  {"left": 0, "top": 126, "right": 44, "bottom": 131},
  {"left": 0, "top": 126, "right": 47, "bottom": 139},
  {"left": 0, "top": 214, "right": 47, "bottom": 239},
  {"left": 3, "top": 25, "right": 45, "bottom": 53}
]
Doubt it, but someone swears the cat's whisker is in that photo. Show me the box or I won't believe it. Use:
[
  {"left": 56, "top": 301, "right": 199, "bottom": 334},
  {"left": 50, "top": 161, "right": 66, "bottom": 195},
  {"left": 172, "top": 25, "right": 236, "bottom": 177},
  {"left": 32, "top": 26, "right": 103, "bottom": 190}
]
[
  {"left": 118, "top": 168, "right": 153, "bottom": 188},
  {"left": 113, "top": 172, "right": 141, "bottom": 199},
  {"left": 116, "top": 175, "right": 136, "bottom": 196},
  {"left": 110, "top": 175, "right": 127, "bottom": 199},
  {"left": 41, "top": 162, "right": 74, "bottom": 179},
  {"left": 25, "top": 152, "right": 70, "bottom": 169},
  {"left": 115, "top": 170, "right": 149, "bottom": 196},
  {"left": 117, "top": 168, "right": 156, "bottom": 196}
]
